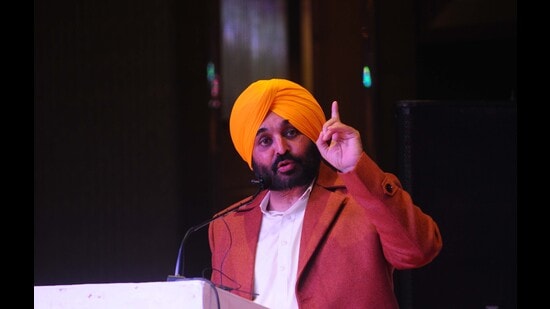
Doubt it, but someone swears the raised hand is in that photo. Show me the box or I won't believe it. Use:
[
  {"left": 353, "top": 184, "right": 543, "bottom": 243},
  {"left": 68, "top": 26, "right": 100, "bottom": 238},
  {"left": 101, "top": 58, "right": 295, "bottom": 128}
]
[{"left": 316, "top": 101, "right": 363, "bottom": 173}]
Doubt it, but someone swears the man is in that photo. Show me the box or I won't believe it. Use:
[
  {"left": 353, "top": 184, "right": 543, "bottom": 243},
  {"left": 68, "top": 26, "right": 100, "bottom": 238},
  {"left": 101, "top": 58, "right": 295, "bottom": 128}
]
[{"left": 208, "top": 78, "right": 442, "bottom": 308}]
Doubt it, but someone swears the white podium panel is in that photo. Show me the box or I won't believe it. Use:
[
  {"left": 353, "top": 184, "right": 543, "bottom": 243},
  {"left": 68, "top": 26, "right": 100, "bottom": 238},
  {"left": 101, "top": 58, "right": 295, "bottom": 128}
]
[{"left": 34, "top": 279, "right": 268, "bottom": 309}]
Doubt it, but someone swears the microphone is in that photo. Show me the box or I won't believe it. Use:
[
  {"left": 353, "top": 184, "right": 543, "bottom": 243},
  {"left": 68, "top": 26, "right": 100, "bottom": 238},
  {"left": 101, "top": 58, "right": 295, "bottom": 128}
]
[
  {"left": 250, "top": 174, "right": 271, "bottom": 190},
  {"left": 167, "top": 177, "right": 269, "bottom": 281}
]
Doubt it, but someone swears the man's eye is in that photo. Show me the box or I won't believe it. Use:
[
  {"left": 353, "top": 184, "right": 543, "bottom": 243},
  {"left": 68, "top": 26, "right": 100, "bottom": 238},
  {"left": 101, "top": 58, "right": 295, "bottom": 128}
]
[
  {"left": 285, "top": 128, "right": 298, "bottom": 137},
  {"left": 259, "top": 137, "right": 272, "bottom": 146}
]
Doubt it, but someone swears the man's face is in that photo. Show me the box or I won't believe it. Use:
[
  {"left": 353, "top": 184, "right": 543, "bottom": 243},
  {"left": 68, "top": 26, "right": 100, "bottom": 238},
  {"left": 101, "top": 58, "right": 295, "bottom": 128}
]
[{"left": 251, "top": 112, "right": 321, "bottom": 191}]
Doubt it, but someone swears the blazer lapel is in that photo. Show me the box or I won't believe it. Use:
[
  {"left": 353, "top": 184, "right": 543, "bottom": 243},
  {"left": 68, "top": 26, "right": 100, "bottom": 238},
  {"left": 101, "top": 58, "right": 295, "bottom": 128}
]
[
  {"left": 233, "top": 191, "right": 266, "bottom": 298},
  {"left": 297, "top": 162, "right": 346, "bottom": 278}
]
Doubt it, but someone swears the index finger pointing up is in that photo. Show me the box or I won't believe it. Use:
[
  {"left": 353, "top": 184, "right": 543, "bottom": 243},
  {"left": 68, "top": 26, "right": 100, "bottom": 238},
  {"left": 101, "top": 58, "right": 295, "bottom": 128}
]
[{"left": 331, "top": 101, "right": 340, "bottom": 121}]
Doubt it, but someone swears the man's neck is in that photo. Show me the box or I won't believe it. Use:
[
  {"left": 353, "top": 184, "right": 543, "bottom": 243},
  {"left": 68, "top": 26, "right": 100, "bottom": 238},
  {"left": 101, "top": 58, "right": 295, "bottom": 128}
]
[{"left": 267, "top": 184, "right": 310, "bottom": 212}]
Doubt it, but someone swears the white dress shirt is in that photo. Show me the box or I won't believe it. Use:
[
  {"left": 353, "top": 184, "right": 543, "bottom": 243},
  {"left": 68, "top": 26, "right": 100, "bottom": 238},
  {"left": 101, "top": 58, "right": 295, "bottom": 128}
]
[{"left": 253, "top": 184, "right": 313, "bottom": 309}]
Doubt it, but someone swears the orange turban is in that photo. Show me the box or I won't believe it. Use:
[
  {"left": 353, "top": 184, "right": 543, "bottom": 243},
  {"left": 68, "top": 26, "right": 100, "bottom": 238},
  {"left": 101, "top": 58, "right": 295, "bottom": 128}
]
[{"left": 229, "top": 78, "right": 326, "bottom": 170}]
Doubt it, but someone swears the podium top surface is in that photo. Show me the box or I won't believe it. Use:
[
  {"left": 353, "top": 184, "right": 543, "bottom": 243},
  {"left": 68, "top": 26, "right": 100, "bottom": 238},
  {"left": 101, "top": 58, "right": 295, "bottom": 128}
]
[{"left": 34, "top": 279, "right": 268, "bottom": 309}]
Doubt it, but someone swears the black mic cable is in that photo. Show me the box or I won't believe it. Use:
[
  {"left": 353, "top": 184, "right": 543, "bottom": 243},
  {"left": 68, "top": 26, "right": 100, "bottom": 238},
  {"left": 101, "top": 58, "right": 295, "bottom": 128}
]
[{"left": 167, "top": 177, "right": 269, "bottom": 281}]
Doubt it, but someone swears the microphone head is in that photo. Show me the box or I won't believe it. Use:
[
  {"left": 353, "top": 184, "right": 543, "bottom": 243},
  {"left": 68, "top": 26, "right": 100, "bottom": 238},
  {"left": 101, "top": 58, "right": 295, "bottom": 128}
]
[
  {"left": 259, "top": 176, "right": 271, "bottom": 190},
  {"left": 251, "top": 176, "right": 271, "bottom": 190}
]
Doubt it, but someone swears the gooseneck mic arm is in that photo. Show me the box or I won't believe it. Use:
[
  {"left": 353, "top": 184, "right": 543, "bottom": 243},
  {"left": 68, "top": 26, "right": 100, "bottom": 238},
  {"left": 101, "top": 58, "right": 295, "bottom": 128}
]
[{"left": 167, "top": 177, "right": 269, "bottom": 281}]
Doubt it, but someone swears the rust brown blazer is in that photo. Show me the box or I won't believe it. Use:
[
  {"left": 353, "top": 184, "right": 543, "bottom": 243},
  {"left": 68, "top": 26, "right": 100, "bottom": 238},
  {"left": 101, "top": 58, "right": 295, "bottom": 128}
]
[{"left": 209, "top": 152, "right": 442, "bottom": 308}]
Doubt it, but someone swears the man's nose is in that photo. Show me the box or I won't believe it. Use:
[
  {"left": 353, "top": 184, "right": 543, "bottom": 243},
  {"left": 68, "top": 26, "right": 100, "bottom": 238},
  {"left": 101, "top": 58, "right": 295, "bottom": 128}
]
[{"left": 273, "top": 136, "right": 289, "bottom": 155}]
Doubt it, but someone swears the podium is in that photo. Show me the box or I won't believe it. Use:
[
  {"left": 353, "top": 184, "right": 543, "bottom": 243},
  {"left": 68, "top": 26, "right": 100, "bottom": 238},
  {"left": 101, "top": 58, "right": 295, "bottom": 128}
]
[{"left": 34, "top": 279, "right": 268, "bottom": 309}]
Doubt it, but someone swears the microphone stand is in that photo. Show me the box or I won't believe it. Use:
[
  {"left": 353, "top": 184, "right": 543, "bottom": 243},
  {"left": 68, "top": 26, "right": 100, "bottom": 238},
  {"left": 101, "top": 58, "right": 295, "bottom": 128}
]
[{"left": 167, "top": 178, "right": 266, "bottom": 281}]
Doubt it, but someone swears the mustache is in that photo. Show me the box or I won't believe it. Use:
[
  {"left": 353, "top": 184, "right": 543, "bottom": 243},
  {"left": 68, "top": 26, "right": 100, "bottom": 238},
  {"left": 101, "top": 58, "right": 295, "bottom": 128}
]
[{"left": 271, "top": 152, "right": 302, "bottom": 173}]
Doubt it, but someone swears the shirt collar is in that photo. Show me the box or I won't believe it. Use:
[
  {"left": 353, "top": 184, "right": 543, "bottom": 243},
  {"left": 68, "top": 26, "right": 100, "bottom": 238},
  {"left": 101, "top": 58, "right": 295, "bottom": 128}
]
[{"left": 259, "top": 180, "right": 315, "bottom": 216}]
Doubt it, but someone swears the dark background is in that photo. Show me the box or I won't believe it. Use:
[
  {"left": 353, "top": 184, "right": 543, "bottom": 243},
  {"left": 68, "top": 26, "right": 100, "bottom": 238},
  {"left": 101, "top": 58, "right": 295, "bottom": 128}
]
[
  {"left": 34, "top": 0, "right": 516, "bottom": 307},
  {"left": 394, "top": 101, "right": 516, "bottom": 308}
]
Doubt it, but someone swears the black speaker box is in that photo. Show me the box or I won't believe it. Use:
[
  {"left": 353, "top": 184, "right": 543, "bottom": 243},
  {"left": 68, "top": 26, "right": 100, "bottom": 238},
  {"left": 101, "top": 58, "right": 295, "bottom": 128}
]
[{"left": 394, "top": 100, "right": 517, "bottom": 309}]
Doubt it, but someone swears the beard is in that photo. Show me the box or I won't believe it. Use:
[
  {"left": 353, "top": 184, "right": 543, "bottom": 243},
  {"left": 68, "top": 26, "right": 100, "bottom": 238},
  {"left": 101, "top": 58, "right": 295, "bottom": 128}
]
[{"left": 252, "top": 141, "right": 321, "bottom": 191}]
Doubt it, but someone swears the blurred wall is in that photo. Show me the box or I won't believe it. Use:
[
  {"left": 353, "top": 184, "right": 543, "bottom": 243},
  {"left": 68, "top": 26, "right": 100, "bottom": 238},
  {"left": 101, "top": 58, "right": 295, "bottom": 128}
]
[{"left": 34, "top": 0, "right": 217, "bottom": 284}]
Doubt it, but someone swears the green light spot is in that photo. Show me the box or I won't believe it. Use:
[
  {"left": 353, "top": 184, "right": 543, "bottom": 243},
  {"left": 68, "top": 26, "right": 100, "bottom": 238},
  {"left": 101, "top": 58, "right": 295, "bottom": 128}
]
[
  {"left": 207, "top": 62, "right": 216, "bottom": 82},
  {"left": 363, "top": 66, "right": 372, "bottom": 88}
]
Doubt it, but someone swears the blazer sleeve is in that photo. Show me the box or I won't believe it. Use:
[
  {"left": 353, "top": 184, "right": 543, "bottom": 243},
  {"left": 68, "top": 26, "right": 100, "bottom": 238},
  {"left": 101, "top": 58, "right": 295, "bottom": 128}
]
[{"left": 338, "top": 152, "right": 443, "bottom": 269}]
